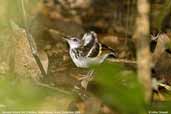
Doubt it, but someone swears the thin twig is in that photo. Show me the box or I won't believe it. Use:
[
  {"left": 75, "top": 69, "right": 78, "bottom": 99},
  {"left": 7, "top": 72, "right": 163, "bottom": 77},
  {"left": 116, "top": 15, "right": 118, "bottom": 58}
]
[
  {"left": 21, "top": 0, "right": 47, "bottom": 77},
  {"left": 34, "top": 81, "right": 71, "bottom": 95},
  {"left": 107, "top": 59, "right": 137, "bottom": 64}
]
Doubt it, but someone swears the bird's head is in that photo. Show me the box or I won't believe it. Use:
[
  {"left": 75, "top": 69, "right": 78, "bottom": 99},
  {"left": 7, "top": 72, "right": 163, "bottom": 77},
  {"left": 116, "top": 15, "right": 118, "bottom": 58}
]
[
  {"left": 63, "top": 37, "right": 82, "bottom": 49},
  {"left": 151, "top": 33, "right": 160, "bottom": 41}
]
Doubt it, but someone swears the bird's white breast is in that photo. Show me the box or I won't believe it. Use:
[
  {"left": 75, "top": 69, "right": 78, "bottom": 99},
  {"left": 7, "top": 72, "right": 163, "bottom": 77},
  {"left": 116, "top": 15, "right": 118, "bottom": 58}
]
[
  {"left": 69, "top": 49, "right": 88, "bottom": 68},
  {"left": 69, "top": 49, "right": 109, "bottom": 68}
]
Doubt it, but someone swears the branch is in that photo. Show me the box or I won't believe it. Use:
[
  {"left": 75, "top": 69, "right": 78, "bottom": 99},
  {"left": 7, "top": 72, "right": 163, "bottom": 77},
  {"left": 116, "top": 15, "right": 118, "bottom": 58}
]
[
  {"left": 34, "top": 81, "right": 71, "bottom": 95},
  {"left": 21, "top": 0, "right": 47, "bottom": 77},
  {"left": 107, "top": 59, "right": 137, "bottom": 64}
]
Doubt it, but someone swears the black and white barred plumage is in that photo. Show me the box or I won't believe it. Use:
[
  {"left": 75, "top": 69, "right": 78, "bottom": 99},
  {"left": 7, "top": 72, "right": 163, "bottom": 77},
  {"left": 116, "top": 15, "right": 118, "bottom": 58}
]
[{"left": 64, "top": 31, "right": 117, "bottom": 68}]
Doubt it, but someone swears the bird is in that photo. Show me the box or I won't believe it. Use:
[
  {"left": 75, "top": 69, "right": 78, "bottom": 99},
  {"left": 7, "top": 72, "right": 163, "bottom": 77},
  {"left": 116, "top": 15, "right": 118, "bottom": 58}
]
[
  {"left": 63, "top": 31, "right": 117, "bottom": 68},
  {"left": 150, "top": 32, "right": 160, "bottom": 53}
]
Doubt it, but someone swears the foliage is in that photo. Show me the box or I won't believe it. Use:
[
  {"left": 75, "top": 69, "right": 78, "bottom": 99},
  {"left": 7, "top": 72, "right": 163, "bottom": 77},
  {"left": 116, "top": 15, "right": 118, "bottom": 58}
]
[
  {"left": 92, "top": 62, "right": 146, "bottom": 114},
  {"left": 0, "top": 73, "right": 73, "bottom": 112},
  {"left": 92, "top": 62, "right": 171, "bottom": 114}
]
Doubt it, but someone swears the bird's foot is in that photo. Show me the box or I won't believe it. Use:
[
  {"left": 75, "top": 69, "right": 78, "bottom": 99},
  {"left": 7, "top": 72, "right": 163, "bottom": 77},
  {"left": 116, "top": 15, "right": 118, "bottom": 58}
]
[
  {"left": 80, "top": 70, "right": 94, "bottom": 90},
  {"left": 73, "top": 85, "right": 89, "bottom": 100}
]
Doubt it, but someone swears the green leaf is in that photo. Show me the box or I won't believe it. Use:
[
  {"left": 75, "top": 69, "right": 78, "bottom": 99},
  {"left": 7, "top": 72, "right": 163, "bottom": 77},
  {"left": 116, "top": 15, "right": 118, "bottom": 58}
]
[{"left": 92, "top": 62, "right": 146, "bottom": 114}]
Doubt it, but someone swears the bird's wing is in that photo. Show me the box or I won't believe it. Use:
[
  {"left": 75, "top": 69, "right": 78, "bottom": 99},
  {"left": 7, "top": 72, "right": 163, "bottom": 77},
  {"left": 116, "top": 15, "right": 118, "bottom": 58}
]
[
  {"left": 83, "top": 42, "right": 117, "bottom": 58},
  {"left": 80, "top": 31, "right": 116, "bottom": 58},
  {"left": 86, "top": 43, "right": 102, "bottom": 57},
  {"left": 86, "top": 43, "right": 117, "bottom": 60},
  {"left": 76, "top": 42, "right": 101, "bottom": 58}
]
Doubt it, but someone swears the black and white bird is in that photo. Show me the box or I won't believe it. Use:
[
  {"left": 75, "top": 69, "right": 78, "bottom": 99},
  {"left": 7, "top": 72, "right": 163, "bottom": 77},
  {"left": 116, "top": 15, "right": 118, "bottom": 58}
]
[
  {"left": 150, "top": 32, "right": 160, "bottom": 53},
  {"left": 63, "top": 31, "right": 117, "bottom": 68}
]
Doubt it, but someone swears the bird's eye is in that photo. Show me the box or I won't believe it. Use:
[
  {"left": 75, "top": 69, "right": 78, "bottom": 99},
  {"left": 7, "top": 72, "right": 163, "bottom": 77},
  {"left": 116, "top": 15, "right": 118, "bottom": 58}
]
[{"left": 73, "top": 38, "right": 78, "bottom": 42}]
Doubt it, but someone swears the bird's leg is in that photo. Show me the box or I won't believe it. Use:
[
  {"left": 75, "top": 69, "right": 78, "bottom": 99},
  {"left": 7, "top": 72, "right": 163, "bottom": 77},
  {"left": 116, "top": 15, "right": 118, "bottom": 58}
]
[
  {"left": 73, "top": 70, "right": 94, "bottom": 99},
  {"left": 73, "top": 70, "right": 94, "bottom": 89},
  {"left": 80, "top": 70, "right": 94, "bottom": 90},
  {"left": 78, "top": 70, "right": 94, "bottom": 80}
]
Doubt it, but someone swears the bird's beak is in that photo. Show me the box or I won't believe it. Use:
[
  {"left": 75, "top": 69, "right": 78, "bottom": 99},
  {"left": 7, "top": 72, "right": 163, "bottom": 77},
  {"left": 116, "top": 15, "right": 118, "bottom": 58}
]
[{"left": 62, "top": 37, "right": 69, "bottom": 42}]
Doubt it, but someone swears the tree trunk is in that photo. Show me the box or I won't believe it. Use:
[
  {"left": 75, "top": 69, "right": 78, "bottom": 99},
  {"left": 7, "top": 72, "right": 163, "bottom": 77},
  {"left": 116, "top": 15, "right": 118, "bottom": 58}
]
[{"left": 134, "top": 0, "right": 152, "bottom": 102}]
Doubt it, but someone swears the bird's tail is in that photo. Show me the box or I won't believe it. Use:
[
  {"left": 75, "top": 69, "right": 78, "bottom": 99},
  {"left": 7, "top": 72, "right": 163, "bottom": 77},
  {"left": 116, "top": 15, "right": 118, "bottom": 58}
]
[{"left": 101, "top": 44, "right": 117, "bottom": 58}]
